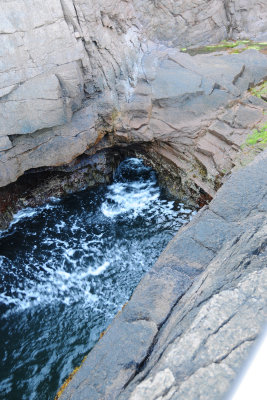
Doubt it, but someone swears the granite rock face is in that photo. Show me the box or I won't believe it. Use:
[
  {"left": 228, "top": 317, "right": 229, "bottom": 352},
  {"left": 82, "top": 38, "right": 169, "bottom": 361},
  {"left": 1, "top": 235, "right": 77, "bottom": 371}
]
[
  {"left": 0, "top": 0, "right": 141, "bottom": 183},
  {"left": 59, "top": 148, "right": 267, "bottom": 400},
  {"left": 1, "top": 45, "right": 267, "bottom": 197},
  {"left": 133, "top": 0, "right": 267, "bottom": 46},
  {"left": 1, "top": 0, "right": 267, "bottom": 198},
  {"left": 115, "top": 46, "right": 267, "bottom": 198}
]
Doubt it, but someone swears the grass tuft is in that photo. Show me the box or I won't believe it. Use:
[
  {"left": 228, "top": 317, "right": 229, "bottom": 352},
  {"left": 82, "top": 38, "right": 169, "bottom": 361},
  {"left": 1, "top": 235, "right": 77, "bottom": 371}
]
[
  {"left": 181, "top": 40, "right": 267, "bottom": 56},
  {"left": 244, "top": 122, "right": 267, "bottom": 147},
  {"left": 250, "top": 81, "right": 267, "bottom": 100}
]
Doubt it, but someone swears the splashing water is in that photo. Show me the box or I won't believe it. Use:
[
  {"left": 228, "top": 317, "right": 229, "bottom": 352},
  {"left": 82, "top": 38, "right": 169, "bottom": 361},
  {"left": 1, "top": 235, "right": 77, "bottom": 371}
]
[{"left": 0, "top": 158, "right": 196, "bottom": 400}]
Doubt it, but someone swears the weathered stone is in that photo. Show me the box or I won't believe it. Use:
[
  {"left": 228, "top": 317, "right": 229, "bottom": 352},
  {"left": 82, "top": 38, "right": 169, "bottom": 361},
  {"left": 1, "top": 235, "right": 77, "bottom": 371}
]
[
  {"left": 60, "top": 318, "right": 158, "bottom": 400},
  {"left": 130, "top": 369, "right": 175, "bottom": 400},
  {"left": 0, "top": 1, "right": 267, "bottom": 200},
  {"left": 0, "top": 136, "right": 12, "bottom": 151},
  {"left": 0, "top": 2, "right": 267, "bottom": 399},
  {"left": 1, "top": 74, "right": 69, "bottom": 136}
]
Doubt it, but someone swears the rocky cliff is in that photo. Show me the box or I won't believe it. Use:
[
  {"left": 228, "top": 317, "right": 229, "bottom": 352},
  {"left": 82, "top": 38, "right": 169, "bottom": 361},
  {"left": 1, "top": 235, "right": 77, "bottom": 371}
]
[
  {"left": 1, "top": 1, "right": 267, "bottom": 399},
  {"left": 1, "top": 0, "right": 267, "bottom": 197}
]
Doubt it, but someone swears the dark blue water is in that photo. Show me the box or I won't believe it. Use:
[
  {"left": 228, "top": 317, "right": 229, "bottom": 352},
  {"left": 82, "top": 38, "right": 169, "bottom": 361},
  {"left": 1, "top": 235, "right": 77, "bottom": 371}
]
[{"left": 0, "top": 158, "right": 196, "bottom": 400}]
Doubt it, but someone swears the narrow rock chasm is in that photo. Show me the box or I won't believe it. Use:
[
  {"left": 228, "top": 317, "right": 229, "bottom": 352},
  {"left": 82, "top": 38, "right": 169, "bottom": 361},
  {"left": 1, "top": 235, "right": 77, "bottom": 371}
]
[
  {"left": 0, "top": 157, "right": 197, "bottom": 400},
  {"left": 0, "top": 1, "right": 267, "bottom": 399},
  {"left": 0, "top": 143, "right": 210, "bottom": 231}
]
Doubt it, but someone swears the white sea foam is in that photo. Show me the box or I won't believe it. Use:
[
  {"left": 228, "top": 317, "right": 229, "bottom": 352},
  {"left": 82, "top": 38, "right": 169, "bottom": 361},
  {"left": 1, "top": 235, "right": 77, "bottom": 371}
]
[
  {"left": 0, "top": 259, "right": 103, "bottom": 316},
  {"left": 55, "top": 220, "right": 66, "bottom": 232},
  {"left": 11, "top": 208, "right": 39, "bottom": 225},
  {"left": 101, "top": 180, "right": 160, "bottom": 218},
  {"left": 87, "top": 261, "right": 110, "bottom": 276},
  {"left": 6, "top": 202, "right": 57, "bottom": 231},
  {"left": 0, "top": 158, "right": 195, "bottom": 318},
  {"left": 0, "top": 157, "right": 197, "bottom": 400}
]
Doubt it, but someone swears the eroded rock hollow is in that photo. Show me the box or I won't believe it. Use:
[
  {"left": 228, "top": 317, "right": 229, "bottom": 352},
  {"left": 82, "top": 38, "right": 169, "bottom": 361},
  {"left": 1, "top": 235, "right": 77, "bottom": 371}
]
[{"left": 0, "top": 1, "right": 267, "bottom": 399}]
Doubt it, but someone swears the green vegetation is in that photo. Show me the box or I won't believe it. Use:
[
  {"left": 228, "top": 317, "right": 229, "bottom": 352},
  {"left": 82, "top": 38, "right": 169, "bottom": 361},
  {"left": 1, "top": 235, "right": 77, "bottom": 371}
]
[
  {"left": 181, "top": 40, "right": 267, "bottom": 56},
  {"left": 206, "top": 40, "right": 249, "bottom": 49},
  {"left": 234, "top": 122, "right": 267, "bottom": 170},
  {"left": 250, "top": 81, "right": 267, "bottom": 100},
  {"left": 230, "top": 44, "right": 262, "bottom": 53},
  {"left": 244, "top": 122, "right": 267, "bottom": 147}
]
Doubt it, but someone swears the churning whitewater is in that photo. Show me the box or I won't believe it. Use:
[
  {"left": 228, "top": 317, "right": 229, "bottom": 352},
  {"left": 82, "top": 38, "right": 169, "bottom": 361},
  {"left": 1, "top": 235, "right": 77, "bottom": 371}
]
[{"left": 0, "top": 158, "right": 196, "bottom": 400}]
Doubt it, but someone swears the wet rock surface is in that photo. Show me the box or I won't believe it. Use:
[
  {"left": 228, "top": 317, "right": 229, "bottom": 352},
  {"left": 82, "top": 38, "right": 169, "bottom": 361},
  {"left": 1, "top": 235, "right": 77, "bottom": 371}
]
[
  {"left": 59, "top": 150, "right": 267, "bottom": 400},
  {"left": 0, "top": 151, "right": 118, "bottom": 230}
]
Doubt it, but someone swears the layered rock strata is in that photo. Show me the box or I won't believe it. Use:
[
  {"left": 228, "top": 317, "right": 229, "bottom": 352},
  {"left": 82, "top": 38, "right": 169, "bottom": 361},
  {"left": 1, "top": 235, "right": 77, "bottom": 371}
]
[
  {"left": 1, "top": 0, "right": 267, "bottom": 200},
  {"left": 59, "top": 148, "right": 267, "bottom": 400},
  {"left": 1, "top": 46, "right": 267, "bottom": 208}
]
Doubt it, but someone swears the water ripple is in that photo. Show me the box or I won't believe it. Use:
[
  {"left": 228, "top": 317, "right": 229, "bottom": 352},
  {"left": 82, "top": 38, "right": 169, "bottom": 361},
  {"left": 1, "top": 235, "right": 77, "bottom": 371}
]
[{"left": 0, "top": 158, "right": 196, "bottom": 400}]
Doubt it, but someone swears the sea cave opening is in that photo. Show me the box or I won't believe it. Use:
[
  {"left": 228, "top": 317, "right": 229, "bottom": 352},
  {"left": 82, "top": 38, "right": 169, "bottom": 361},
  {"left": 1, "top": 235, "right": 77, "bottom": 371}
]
[{"left": 0, "top": 152, "right": 199, "bottom": 399}]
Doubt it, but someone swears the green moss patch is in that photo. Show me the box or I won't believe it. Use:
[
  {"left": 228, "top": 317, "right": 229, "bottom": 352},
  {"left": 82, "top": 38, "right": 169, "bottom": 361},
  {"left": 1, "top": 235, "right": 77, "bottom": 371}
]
[
  {"left": 250, "top": 81, "right": 267, "bottom": 101},
  {"left": 234, "top": 121, "right": 267, "bottom": 169},
  {"left": 244, "top": 122, "right": 267, "bottom": 147},
  {"left": 181, "top": 40, "right": 267, "bottom": 56}
]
